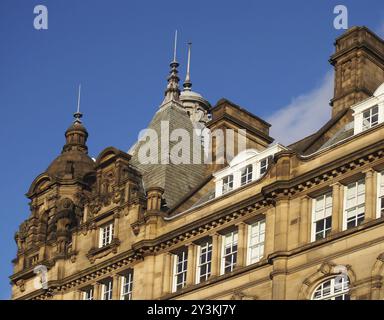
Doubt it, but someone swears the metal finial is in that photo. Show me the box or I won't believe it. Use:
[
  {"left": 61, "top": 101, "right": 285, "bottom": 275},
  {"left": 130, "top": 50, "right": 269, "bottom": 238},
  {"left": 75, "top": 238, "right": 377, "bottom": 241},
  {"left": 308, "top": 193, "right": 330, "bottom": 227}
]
[
  {"left": 173, "top": 30, "right": 178, "bottom": 62},
  {"left": 162, "top": 32, "right": 181, "bottom": 104},
  {"left": 183, "top": 42, "right": 192, "bottom": 91},
  {"left": 74, "top": 84, "right": 83, "bottom": 123}
]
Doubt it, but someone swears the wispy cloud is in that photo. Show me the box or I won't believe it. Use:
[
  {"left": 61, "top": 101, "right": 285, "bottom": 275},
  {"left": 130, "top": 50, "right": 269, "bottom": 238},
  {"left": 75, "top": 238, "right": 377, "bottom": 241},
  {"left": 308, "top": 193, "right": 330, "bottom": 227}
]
[{"left": 267, "top": 71, "right": 334, "bottom": 145}]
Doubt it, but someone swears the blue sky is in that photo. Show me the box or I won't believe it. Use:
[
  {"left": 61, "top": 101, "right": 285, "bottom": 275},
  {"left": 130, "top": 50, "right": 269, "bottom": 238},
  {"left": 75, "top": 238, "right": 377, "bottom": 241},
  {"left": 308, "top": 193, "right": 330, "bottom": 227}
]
[{"left": 1, "top": 0, "right": 384, "bottom": 299}]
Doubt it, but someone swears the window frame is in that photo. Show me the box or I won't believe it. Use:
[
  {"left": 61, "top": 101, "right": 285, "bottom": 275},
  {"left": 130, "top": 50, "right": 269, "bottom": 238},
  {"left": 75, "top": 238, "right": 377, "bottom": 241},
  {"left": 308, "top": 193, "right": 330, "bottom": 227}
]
[
  {"left": 172, "top": 249, "right": 188, "bottom": 292},
  {"left": 343, "top": 179, "right": 365, "bottom": 230},
  {"left": 362, "top": 105, "right": 379, "bottom": 131},
  {"left": 377, "top": 171, "right": 384, "bottom": 219},
  {"left": 99, "top": 222, "right": 114, "bottom": 248},
  {"left": 220, "top": 230, "right": 238, "bottom": 275},
  {"left": 101, "top": 279, "right": 113, "bottom": 300},
  {"left": 120, "top": 270, "right": 134, "bottom": 300},
  {"left": 247, "top": 219, "right": 266, "bottom": 265},
  {"left": 82, "top": 287, "right": 94, "bottom": 300},
  {"left": 312, "top": 276, "right": 350, "bottom": 300},
  {"left": 196, "top": 239, "right": 212, "bottom": 284},
  {"left": 222, "top": 174, "right": 234, "bottom": 194},
  {"left": 240, "top": 164, "right": 253, "bottom": 186},
  {"left": 259, "top": 157, "right": 270, "bottom": 176},
  {"left": 311, "top": 192, "right": 333, "bottom": 242}
]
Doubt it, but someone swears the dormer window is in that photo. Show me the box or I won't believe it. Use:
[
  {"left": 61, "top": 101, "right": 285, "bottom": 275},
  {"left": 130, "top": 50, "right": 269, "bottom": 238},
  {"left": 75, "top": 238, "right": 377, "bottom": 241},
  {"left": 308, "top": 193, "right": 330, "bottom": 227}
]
[
  {"left": 259, "top": 157, "right": 270, "bottom": 175},
  {"left": 240, "top": 165, "right": 253, "bottom": 186},
  {"left": 362, "top": 105, "right": 379, "bottom": 131},
  {"left": 352, "top": 94, "right": 383, "bottom": 135},
  {"left": 214, "top": 145, "right": 286, "bottom": 198},
  {"left": 222, "top": 175, "right": 234, "bottom": 194}
]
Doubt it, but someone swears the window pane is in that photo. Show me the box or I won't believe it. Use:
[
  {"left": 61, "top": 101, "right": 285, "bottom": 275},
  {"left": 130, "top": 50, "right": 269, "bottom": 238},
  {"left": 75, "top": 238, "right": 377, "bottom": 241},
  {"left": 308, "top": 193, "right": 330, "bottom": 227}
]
[{"left": 312, "top": 277, "right": 349, "bottom": 300}]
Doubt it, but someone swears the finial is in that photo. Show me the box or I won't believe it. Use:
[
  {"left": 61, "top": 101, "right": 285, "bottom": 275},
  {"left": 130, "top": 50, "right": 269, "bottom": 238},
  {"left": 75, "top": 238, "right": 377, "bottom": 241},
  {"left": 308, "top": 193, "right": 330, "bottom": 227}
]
[
  {"left": 183, "top": 42, "right": 192, "bottom": 91},
  {"left": 73, "top": 84, "right": 83, "bottom": 123},
  {"left": 162, "top": 31, "right": 181, "bottom": 104},
  {"left": 173, "top": 30, "right": 178, "bottom": 62}
]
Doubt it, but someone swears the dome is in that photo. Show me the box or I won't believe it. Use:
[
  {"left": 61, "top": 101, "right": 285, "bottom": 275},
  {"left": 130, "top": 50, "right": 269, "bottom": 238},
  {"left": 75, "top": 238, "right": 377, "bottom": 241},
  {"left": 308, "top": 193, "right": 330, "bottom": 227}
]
[
  {"left": 180, "top": 90, "right": 203, "bottom": 99},
  {"left": 180, "top": 90, "right": 211, "bottom": 111},
  {"left": 46, "top": 149, "right": 95, "bottom": 180},
  {"left": 374, "top": 82, "right": 384, "bottom": 97},
  {"left": 65, "top": 121, "right": 88, "bottom": 135}
]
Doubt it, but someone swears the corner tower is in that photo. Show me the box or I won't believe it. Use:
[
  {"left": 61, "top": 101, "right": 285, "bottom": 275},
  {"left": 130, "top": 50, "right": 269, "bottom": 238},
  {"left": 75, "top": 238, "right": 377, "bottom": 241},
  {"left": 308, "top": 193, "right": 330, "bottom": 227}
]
[
  {"left": 12, "top": 103, "right": 96, "bottom": 293},
  {"left": 330, "top": 26, "right": 384, "bottom": 117}
]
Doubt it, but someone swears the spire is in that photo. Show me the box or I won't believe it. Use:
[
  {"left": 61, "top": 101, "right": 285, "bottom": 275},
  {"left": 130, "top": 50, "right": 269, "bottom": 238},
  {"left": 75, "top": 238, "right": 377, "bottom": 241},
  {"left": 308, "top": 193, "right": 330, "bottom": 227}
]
[
  {"left": 163, "top": 31, "right": 180, "bottom": 104},
  {"left": 63, "top": 85, "right": 88, "bottom": 153},
  {"left": 73, "top": 84, "right": 83, "bottom": 124},
  {"left": 183, "top": 42, "right": 192, "bottom": 91}
]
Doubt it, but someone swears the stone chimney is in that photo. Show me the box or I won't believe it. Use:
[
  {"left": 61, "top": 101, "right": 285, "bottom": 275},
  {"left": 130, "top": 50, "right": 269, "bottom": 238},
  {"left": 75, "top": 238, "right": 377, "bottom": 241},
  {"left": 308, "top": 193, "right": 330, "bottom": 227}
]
[{"left": 330, "top": 26, "right": 384, "bottom": 117}]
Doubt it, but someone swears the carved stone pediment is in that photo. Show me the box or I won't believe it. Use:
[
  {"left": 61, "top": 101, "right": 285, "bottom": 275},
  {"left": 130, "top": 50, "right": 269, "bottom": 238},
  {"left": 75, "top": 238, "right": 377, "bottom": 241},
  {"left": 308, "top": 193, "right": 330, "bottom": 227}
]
[{"left": 86, "top": 238, "right": 121, "bottom": 264}]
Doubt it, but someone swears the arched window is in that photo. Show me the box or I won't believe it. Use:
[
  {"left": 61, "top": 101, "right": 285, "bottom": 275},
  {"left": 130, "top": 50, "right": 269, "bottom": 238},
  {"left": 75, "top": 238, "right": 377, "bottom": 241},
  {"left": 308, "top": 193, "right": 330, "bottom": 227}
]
[{"left": 312, "top": 276, "right": 350, "bottom": 300}]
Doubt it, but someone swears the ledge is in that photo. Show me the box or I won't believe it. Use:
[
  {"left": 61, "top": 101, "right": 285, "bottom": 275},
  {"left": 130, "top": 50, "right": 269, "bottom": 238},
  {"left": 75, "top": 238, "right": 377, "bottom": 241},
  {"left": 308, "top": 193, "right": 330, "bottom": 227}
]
[{"left": 86, "top": 238, "right": 121, "bottom": 264}]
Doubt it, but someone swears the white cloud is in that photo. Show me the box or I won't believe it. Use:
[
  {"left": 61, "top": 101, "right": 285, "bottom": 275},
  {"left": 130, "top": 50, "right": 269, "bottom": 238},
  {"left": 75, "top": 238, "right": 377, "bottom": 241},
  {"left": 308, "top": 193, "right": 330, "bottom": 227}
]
[{"left": 267, "top": 71, "right": 334, "bottom": 145}]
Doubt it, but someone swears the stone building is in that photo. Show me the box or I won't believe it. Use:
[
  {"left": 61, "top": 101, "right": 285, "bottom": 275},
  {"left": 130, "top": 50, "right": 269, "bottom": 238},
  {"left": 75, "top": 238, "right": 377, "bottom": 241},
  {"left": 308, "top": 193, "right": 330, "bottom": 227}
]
[{"left": 10, "top": 26, "right": 384, "bottom": 300}]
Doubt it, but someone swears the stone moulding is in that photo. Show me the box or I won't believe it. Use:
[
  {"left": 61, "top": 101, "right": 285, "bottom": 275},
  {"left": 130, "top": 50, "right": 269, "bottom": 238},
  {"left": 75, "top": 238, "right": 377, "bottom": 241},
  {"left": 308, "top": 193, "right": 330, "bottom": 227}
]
[{"left": 86, "top": 238, "right": 121, "bottom": 264}]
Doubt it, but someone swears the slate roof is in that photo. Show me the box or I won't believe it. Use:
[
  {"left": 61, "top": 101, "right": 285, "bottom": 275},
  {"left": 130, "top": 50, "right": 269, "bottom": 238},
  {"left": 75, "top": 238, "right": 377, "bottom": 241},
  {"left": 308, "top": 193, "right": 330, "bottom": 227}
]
[{"left": 129, "top": 100, "right": 207, "bottom": 209}]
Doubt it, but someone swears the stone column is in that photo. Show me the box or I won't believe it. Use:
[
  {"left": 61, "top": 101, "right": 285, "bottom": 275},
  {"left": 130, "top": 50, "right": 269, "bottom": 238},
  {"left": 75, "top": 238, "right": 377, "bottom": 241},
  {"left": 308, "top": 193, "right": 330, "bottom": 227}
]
[
  {"left": 112, "top": 274, "right": 121, "bottom": 300},
  {"left": 162, "top": 252, "right": 172, "bottom": 295},
  {"left": 331, "top": 182, "right": 343, "bottom": 233},
  {"left": 93, "top": 282, "right": 101, "bottom": 300},
  {"left": 73, "top": 290, "right": 82, "bottom": 300},
  {"left": 274, "top": 198, "right": 289, "bottom": 252},
  {"left": 90, "top": 223, "right": 98, "bottom": 248},
  {"left": 235, "top": 222, "right": 247, "bottom": 268},
  {"left": 113, "top": 212, "right": 120, "bottom": 239},
  {"left": 271, "top": 258, "right": 287, "bottom": 300},
  {"left": 299, "top": 196, "right": 310, "bottom": 245},
  {"left": 264, "top": 208, "right": 275, "bottom": 258},
  {"left": 210, "top": 233, "right": 221, "bottom": 277},
  {"left": 364, "top": 169, "right": 376, "bottom": 221},
  {"left": 271, "top": 198, "right": 289, "bottom": 300},
  {"left": 186, "top": 243, "right": 197, "bottom": 286}
]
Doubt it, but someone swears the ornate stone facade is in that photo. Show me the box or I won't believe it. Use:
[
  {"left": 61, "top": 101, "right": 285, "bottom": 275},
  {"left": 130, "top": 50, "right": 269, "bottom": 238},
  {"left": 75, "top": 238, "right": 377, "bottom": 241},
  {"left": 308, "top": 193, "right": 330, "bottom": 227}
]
[{"left": 10, "top": 26, "right": 384, "bottom": 300}]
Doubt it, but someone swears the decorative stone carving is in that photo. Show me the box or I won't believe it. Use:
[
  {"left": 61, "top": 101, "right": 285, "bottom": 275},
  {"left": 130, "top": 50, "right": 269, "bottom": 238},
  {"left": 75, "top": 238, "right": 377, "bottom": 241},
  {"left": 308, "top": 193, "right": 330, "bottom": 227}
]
[
  {"left": 86, "top": 238, "right": 121, "bottom": 264},
  {"left": 230, "top": 290, "right": 257, "bottom": 300}
]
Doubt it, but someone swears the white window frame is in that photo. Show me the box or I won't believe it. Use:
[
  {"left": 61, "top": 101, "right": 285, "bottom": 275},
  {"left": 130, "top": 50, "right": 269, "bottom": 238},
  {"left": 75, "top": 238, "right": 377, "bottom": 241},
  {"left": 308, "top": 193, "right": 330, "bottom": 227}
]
[
  {"left": 362, "top": 105, "right": 379, "bottom": 131},
  {"left": 222, "top": 175, "right": 234, "bottom": 194},
  {"left": 172, "top": 249, "right": 188, "bottom": 292},
  {"left": 259, "top": 157, "right": 269, "bottom": 176},
  {"left": 196, "top": 239, "right": 212, "bottom": 284},
  {"left": 99, "top": 222, "right": 114, "bottom": 248},
  {"left": 120, "top": 270, "right": 133, "bottom": 300},
  {"left": 311, "top": 192, "right": 333, "bottom": 242},
  {"left": 247, "top": 220, "right": 265, "bottom": 265},
  {"left": 220, "top": 231, "right": 238, "bottom": 275},
  {"left": 377, "top": 171, "right": 384, "bottom": 219},
  {"left": 240, "top": 165, "right": 253, "bottom": 186},
  {"left": 82, "top": 287, "right": 94, "bottom": 300},
  {"left": 312, "top": 276, "right": 350, "bottom": 300},
  {"left": 343, "top": 179, "right": 365, "bottom": 230},
  {"left": 101, "top": 279, "right": 113, "bottom": 300}
]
